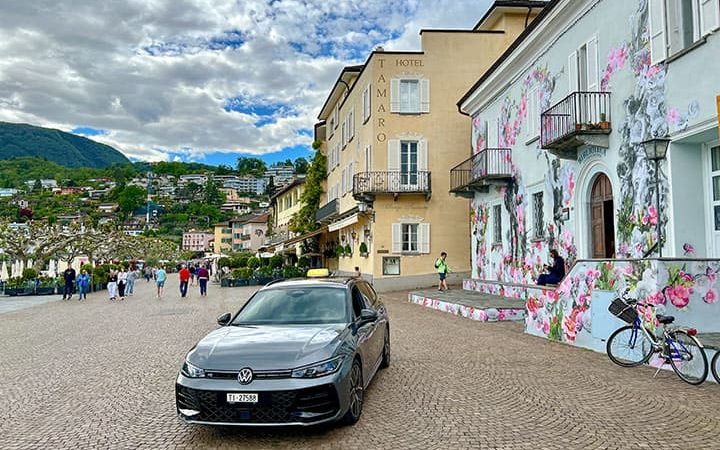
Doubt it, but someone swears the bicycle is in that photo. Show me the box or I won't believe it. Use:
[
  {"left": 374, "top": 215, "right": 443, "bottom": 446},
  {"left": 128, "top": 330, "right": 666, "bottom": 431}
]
[
  {"left": 606, "top": 291, "right": 708, "bottom": 385},
  {"left": 712, "top": 348, "right": 720, "bottom": 384}
]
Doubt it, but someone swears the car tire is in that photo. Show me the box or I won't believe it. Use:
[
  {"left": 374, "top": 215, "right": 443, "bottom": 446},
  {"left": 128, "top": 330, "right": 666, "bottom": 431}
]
[
  {"left": 340, "top": 359, "right": 364, "bottom": 426},
  {"left": 380, "top": 328, "right": 390, "bottom": 369}
]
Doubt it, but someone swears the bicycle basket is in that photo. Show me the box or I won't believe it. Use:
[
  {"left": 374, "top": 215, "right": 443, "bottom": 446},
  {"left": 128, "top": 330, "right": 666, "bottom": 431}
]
[{"left": 608, "top": 297, "right": 638, "bottom": 324}]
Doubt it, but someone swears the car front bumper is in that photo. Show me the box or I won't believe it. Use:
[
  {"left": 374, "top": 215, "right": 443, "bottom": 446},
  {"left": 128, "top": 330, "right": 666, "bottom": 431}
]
[{"left": 175, "top": 366, "right": 352, "bottom": 426}]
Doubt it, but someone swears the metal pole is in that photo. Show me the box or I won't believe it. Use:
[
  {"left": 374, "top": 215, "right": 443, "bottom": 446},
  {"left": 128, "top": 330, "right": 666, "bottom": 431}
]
[{"left": 655, "top": 158, "right": 662, "bottom": 257}]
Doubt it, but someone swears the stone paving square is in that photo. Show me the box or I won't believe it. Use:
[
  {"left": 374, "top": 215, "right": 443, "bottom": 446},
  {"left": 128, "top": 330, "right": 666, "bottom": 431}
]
[{"left": 1, "top": 278, "right": 719, "bottom": 449}]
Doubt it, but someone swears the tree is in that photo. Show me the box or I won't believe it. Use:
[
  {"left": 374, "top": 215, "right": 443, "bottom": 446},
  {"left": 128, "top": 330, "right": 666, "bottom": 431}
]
[
  {"left": 204, "top": 178, "right": 224, "bottom": 206},
  {"left": 33, "top": 179, "right": 42, "bottom": 192},
  {"left": 293, "top": 157, "right": 309, "bottom": 175},
  {"left": 117, "top": 185, "right": 146, "bottom": 219},
  {"left": 290, "top": 147, "right": 327, "bottom": 234},
  {"left": 236, "top": 157, "right": 266, "bottom": 177}
]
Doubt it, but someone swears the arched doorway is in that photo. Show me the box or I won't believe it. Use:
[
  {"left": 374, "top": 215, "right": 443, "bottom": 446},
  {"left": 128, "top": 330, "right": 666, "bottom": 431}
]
[{"left": 590, "top": 173, "right": 615, "bottom": 258}]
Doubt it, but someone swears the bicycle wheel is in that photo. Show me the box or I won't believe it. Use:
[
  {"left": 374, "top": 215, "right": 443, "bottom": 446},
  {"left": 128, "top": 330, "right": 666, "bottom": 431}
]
[
  {"left": 607, "top": 325, "right": 654, "bottom": 367},
  {"left": 667, "top": 330, "right": 708, "bottom": 385},
  {"left": 712, "top": 350, "right": 720, "bottom": 384}
]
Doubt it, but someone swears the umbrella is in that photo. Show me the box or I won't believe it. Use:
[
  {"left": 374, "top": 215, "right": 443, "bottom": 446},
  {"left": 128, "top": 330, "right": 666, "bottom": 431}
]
[
  {"left": 0, "top": 261, "right": 8, "bottom": 281},
  {"left": 48, "top": 260, "right": 56, "bottom": 278},
  {"left": 11, "top": 260, "right": 19, "bottom": 278}
]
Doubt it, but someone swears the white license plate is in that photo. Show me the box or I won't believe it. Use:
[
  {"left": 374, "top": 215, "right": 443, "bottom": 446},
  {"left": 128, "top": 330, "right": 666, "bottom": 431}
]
[{"left": 226, "top": 393, "right": 258, "bottom": 404}]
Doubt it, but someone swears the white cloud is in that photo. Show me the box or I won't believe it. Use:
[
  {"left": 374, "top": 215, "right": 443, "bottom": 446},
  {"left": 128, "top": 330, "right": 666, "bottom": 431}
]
[{"left": 0, "top": 0, "right": 493, "bottom": 162}]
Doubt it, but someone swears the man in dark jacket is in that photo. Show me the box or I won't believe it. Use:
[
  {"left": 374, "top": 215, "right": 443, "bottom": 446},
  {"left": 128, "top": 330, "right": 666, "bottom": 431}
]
[
  {"left": 62, "top": 264, "right": 77, "bottom": 300},
  {"left": 537, "top": 249, "right": 565, "bottom": 285}
]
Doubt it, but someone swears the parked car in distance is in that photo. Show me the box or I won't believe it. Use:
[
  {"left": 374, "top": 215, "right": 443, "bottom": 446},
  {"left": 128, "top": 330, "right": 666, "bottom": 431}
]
[{"left": 176, "top": 276, "right": 390, "bottom": 426}]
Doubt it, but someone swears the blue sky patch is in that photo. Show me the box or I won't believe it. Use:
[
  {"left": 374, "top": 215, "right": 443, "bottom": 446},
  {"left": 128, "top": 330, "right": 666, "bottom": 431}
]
[{"left": 71, "top": 126, "right": 108, "bottom": 137}]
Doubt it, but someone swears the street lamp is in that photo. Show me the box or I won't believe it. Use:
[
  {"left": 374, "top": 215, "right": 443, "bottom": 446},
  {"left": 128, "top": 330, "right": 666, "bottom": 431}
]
[{"left": 641, "top": 137, "right": 670, "bottom": 257}]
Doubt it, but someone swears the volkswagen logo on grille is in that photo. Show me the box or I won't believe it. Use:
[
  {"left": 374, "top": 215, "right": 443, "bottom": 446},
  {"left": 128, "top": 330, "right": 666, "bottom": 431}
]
[{"left": 237, "top": 367, "right": 253, "bottom": 385}]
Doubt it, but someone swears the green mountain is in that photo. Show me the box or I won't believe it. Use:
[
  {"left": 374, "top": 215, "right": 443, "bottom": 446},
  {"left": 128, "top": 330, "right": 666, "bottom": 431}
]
[{"left": 0, "top": 122, "right": 130, "bottom": 168}]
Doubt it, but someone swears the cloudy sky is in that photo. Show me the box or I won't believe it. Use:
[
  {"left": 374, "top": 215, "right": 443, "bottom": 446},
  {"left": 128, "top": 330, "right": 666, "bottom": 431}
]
[{"left": 0, "top": 0, "right": 492, "bottom": 166}]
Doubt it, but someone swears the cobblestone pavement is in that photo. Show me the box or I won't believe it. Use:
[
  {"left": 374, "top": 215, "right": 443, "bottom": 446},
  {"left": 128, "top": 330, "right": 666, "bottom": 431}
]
[{"left": 1, "top": 277, "right": 719, "bottom": 450}]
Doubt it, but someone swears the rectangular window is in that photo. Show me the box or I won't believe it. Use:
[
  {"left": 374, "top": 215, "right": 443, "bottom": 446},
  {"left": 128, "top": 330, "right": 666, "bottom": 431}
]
[
  {"left": 400, "top": 141, "right": 418, "bottom": 186},
  {"left": 362, "top": 84, "right": 371, "bottom": 123},
  {"left": 493, "top": 204, "right": 502, "bottom": 244},
  {"left": 402, "top": 223, "right": 419, "bottom": 252},
  {"left": 711, "top": 146, "right": 720, "bottom": 230},
  {"left": 526, "top": 87, "right": 539, "bottom": 139},
  {"left": 650, "top": 0, "right": 719, "bottom": 64},
  {"left": 382, "top": 257, "right": 400, "bottom": 276},
  {"left": 399, "top": 80, "right": 420, "bottom": 113},
  {"left": 532, "top": 191, "right": 544, "bottom": 238},
  {"left": 364, "top": 145, "right": 372, "bottom": 172}
]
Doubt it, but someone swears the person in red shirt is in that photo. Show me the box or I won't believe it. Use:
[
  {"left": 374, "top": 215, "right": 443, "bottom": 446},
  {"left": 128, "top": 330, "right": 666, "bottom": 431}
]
[{"left": 178, "top": 264, "right": 191, "bottom": 298}]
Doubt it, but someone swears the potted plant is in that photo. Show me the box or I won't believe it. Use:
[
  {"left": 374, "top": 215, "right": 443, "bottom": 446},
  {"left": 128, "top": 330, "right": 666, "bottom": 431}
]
[
  {"left": 3, "top": 277, "right": 23, "bottom": 296},
  {"left": 359, "top": 242, "right": 369, "bottom": 257},
  {"left": 35, "top": 276, "right": 57, "bottom": 295},
  {"left": 336, "top": 246, "right": 345, "bottom": 258},
  {"left": 344, "top": 244, "right": 353, "bottom": 257},
  {"left": 254, "top": 265, "right": 274, "bottom": 285},
  {"left": 599, "top": 113, "right": 610, "bottom": 129}
]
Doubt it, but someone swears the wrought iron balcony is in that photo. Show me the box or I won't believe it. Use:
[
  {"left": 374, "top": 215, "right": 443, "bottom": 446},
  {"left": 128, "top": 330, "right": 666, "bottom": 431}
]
[
  {"left": 449, "top": 148, "right": 513, "bottom": 197},
  {"left": 240, "top": 234, "right": 251, "bottom": 241},
  {"left": 541, "top": 91, "right": 611, "bottom": 158},
  {"left": 315, "top": 198, "right": 339, "bottom": 223},
  {"left": 353, "top": 171, "right": 431, "bottom": 201},
  {"left": 265, "top": 232, "right": 290, "bottom": 245}
]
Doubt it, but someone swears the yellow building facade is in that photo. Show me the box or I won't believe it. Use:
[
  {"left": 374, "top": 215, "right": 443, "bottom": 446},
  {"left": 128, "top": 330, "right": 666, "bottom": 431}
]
[
  {"left": 213, "top": 222, "right": 233, "bottom": 255},
  {"left": 314, "top": 4, "right": 544, "bottom": 291}
]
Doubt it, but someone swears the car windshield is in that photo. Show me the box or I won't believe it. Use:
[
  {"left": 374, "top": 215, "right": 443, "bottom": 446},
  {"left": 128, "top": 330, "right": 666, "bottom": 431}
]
[{"left": 231, "top": 287, "right": 349, "bottom": 325}]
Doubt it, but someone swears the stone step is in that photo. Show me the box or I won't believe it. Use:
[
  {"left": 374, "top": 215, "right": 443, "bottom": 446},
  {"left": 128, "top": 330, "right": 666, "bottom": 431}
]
[{"left": 408, "top": 289, "right": 526, "bottom": 322}]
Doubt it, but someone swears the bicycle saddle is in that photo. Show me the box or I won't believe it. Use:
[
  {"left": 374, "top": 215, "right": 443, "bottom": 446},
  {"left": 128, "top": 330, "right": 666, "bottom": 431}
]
[{"left": 656, "top": 314, "right": 675, "bottom": 324}]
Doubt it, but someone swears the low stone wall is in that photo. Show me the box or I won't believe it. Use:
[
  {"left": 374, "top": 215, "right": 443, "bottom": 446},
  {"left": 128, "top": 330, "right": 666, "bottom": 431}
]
[{"left": 373, "top": 271, "right": 469, "bottom": 293}]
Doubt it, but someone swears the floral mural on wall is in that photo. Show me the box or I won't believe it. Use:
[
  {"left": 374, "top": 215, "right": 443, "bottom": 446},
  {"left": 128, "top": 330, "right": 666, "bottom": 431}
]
[{"left": 470, "top": 198, "right": 489, "bottom": 279}]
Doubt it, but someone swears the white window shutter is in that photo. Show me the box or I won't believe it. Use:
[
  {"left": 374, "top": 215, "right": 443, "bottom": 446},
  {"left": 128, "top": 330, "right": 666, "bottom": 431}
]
[
  {"left": 367, "top": 83, "right": 372, "bottom": 120},
  {"left": 420, "top": 79, "right": 430, "bottom": 113},
  {"left": 586, "top": 36, "right": 599, "bottom": 91},
  {"left": 418, "top": 139, "right": 428, "bottom": 171},
  {"left": 391, "top": 223, "right": 402, "bottom": 253},
  {"left": 387, "top": 139, "right": 400, "bottom": 171},
  {"left": 350, "top": 108, "right": 355, "bottom": 139},
  {"left": 649, "top": 0, "right": 668, "bottom": 64},
  {"left": 701, "top": 0, "right": 720, "bottom": 35},
  {"left": 568, "top": 50, "right": 578, "bottom": 93},
  {"left": 419, "top": 223, "right": 430, "bottom": 254},
  {"left": 390, "top": 79, "right": 400, "bottom": 112},
  {"left": 341, "top": 168, "right": 346, "bottom": 194}
]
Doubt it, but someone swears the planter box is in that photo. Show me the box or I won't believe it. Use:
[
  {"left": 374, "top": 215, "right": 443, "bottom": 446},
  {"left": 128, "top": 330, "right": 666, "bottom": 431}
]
[
  {"left": 220, "top": 279, "right": 230, "bottom": 287},
  {"left": 254, "top": 277, "right": 273, "bottom": 285},
  {"left": 235, "top": 279, "right": 250, "bottom": 286},
  {"left": 4, "top": 287, "right": 19, "bottom": 296},
  {"left": 35, "top": 287, "right": 56, "bottom": 295}
]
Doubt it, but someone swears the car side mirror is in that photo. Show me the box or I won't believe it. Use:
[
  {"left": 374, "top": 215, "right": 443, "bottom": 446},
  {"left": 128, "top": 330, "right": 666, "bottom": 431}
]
[
  {"left": 359, "top": 308, "right": 378, "bottom": 324},
  {"left": 217, "top": 312, "right": 232, "bottom": 326}
]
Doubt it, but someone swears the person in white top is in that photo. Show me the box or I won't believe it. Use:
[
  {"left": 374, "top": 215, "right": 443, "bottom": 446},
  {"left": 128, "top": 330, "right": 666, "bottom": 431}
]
[{"left": 117, "top": 268, "right": 128, "bottom": 301}]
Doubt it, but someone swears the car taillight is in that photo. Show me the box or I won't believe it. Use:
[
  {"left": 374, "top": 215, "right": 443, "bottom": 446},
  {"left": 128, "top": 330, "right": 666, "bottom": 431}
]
[{"left": 687, "top": 328, "right": 698, "bottom": 336}]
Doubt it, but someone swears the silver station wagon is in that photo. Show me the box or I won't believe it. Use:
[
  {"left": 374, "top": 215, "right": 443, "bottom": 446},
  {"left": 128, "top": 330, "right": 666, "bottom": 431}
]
[{"left": 176, "top": 275, "right": 390, "bottom": 426}]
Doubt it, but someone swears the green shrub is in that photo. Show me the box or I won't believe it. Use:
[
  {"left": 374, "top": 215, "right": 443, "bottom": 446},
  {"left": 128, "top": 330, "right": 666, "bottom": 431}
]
[
  {"left": 283, "top": 265, "right": 303, "bottom": 279},
  {"left": 238, "top": 268, "right": 253, "bottom": 279},
  {"left": 269, "top": 254, "right": 283, "bottom": 269},
  {"left": 231, "top": 268, "right": 244, "bottom": 279},
  {"left": 298, "top": 256, "right": 310, "bottom": 268},
  {"left": 236, "top": 256, "right": 249, "bottom": 268},
  {"left": 344, "top": 244, "right": 352, "bottom": 255},
  {"left": 359, "top": 242, "right": 368, "bottom": 254},
  {"left": 247, "top": 256, "right": 260, "bottom": 269},
  {"left": 120, "top": 261, "right": 130, "bottom": 269},
  {"left": 218, "top": 257, "right": 231, "bottom": 268},
  {"left": 255, "top": 265, "right": 273, "bottom": 277},
  {"left": 80, "top": 263, "right": 94, "bottom": 275},
  {"left": 22, "top": 268, "right": 38, "bottom": 280},
  {"left": 336, "top": 246, "right": 344, "bottom": 257}
]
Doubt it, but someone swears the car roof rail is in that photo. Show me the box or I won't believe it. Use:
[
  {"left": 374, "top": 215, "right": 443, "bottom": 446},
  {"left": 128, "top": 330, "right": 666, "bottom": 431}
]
[{"left": 264, "top": 278, "right": 285, "bottom": 287}]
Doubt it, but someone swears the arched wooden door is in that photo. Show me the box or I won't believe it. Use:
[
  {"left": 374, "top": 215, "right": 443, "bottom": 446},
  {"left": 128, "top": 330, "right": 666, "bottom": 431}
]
[{"left": 590, "top": 174, "right": 615, "bottom": 258}]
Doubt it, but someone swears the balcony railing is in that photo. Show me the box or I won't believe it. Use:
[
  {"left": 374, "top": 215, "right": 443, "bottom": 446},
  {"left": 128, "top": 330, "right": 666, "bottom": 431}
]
[
  {"left": 265, "top": 232, "right": 290, "bottom": 245},
  {"left": 353, "top": 171, "right": 431, "bottom": 199},
  {"left": 541, "top": 91, "right": 611, "bottom": 155},
  {"left": 450, "top": 148, "right": 513, "bottom": 195},
  {"left": 315, "top": 198, "right": 339, "bottom": 223},
  {"left": 240, "top": 234, "right": 251, "bottom": 241}
]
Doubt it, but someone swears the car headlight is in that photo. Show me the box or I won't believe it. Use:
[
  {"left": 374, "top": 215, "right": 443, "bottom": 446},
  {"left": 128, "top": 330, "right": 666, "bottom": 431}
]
[
  {"left": 181, "top": 360, "right": 206, "bottom": 378},
  {"left": 291, "top": 356, "right": 344, "bottom": 378}
]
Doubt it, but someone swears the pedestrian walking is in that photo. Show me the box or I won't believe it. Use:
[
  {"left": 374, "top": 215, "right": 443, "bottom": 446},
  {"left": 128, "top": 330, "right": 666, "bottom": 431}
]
[
  {"left": 178, "top": 264, "right": 190, "bottom": 298},
  {"left": 126, "top": 268, "right": 137, "bottom": 296},
  {"left": 77, "top": 269, "right": 90, "bottom": 301},
  {"left": 155, "top": 266, "right": 167, "bottom": 298},
  {"left": 61, "top": 264, "right": 76, "bottom": 300},
  {"left": 107, "top": 270, "right": 119, "bottom": 301},
  {"left": 118, "top": 267, "right": 127, "bottom": 300},
  {"left": 197, "top": 264, "right": 209, "bottom": 297},
  {"left": 435, "top": 252, "right": 450, "bottom": 291},
  {"left": 189, "top": 264, "right": 196, "bottom": 286},
  {"left": 144, "top": 266, "right": 152, "bottom": 282}
]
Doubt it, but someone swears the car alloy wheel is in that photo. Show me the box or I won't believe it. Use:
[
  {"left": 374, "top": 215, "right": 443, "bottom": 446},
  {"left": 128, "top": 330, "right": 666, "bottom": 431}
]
[{"left": 342, "top": 360, "right": 363, "bottom": 425}]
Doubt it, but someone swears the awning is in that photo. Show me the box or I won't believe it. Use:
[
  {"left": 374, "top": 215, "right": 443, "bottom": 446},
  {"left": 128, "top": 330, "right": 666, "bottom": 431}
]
[
  {"left": 328, "top": 213, "right": 359, "bottom": 232},
  {"left": 281, "top": 227, "right": 328, "bottom": 246}
]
